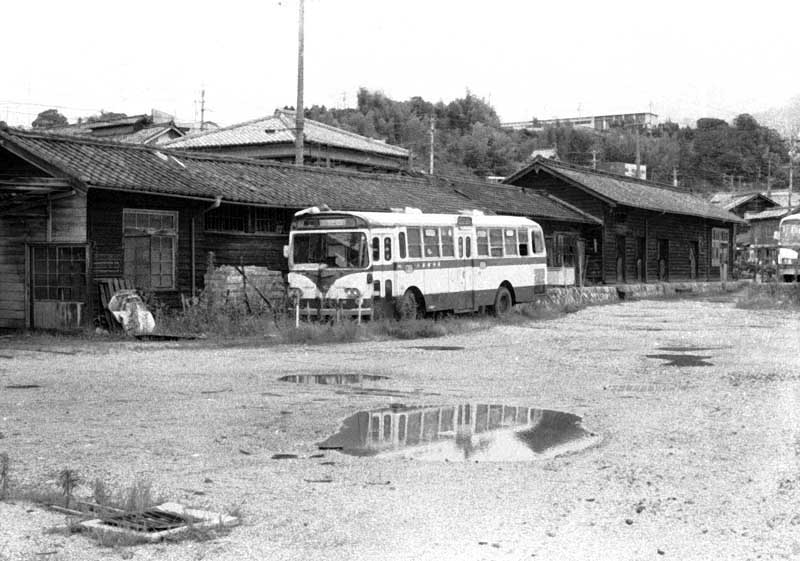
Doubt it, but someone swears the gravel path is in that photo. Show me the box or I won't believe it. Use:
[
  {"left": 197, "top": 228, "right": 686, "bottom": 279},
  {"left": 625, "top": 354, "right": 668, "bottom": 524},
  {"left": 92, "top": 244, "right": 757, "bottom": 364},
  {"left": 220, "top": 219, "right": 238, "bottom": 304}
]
[{"left": 1, "top": 297, "right": 798, "bottom": 560}]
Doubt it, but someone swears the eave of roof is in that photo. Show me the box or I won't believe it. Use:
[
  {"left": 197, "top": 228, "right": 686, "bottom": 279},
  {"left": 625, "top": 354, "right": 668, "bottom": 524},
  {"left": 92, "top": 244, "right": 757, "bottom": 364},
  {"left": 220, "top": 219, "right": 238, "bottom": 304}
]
[
  {"left": 506, "top": 156, "right": 745, "bottom": 224},
  {"left": 0, "top": 129, "right": 468, "bottom": 214}
]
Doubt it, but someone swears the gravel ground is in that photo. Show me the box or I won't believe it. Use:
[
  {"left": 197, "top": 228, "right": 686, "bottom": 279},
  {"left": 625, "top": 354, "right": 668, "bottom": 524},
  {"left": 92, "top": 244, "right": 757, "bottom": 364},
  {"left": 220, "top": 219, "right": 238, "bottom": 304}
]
[{"left": 0, "top": 297, "right": 799, "bottom": 561}]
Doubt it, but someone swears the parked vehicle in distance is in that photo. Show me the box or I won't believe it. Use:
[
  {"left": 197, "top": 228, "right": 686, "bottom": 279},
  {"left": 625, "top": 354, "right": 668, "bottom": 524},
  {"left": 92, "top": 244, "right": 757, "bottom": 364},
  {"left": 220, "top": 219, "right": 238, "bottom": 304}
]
[
  {"left": 778, "top": 212, "right": 800, "bottom": 282},
  {"left": 285, "top": 206, "right": 547, "bottom": 319}
]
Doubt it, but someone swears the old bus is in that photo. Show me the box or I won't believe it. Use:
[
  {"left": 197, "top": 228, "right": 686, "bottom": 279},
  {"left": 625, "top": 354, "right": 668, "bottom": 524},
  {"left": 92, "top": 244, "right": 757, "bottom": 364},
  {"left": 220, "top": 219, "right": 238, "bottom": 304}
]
[
  {"left": 778, "top": 212, "right": 800, "bottom": 281},
  {"left": 285, "top": 207, "right": 547, "bottom": 319}
]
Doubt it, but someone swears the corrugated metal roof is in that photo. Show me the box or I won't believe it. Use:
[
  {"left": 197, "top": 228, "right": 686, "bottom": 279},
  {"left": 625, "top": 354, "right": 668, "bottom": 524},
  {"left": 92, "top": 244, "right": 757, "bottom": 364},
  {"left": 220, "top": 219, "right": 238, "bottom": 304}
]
[
  {"left": 507, "top": 157, "right": 744, "bottom": 223},
  {"left": 165, "top": 110, "right": 410, "bottom": 158}
]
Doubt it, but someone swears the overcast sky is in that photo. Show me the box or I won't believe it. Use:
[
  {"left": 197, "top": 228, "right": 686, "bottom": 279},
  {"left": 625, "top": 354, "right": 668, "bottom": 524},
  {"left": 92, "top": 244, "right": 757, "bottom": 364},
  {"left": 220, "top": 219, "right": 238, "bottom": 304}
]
[{"left": 3, "top": 0, "right": 798, "bottom": 128}]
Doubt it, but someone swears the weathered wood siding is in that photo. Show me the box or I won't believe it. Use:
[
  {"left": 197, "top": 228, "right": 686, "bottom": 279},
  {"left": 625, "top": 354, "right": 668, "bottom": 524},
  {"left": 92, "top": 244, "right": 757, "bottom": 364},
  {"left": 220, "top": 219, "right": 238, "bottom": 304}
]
[
  {"left": 203, "top": 233, "right": 287, "bottom": 271},
  {"left": 88, "top": 190, "right": 203, "bottom": 309},
  {"left": 88, "top": 190, "right": 290, "bottom": 311},
  {"left": 0, "top": 193, "right": 87, "bottom": 329},
  {"left": 513, "top": 171, "right": 737, "bottom": 284},
  {"left": 515, "top": 174, "right": 605, "bottom": 220}
]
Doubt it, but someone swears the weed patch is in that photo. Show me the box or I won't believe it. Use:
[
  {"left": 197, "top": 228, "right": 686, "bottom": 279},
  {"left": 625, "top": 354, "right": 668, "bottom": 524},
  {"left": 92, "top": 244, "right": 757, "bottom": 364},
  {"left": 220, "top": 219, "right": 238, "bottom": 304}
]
[{"left": 736, "top": 283, "right": 800, "bottom": 310}]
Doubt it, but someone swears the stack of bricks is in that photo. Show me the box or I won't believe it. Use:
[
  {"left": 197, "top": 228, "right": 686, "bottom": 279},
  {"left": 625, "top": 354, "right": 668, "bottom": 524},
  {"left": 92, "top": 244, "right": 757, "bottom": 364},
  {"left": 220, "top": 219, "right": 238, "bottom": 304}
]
[{"left": 203, "top": 265, "right": 286, "bottom": 312}]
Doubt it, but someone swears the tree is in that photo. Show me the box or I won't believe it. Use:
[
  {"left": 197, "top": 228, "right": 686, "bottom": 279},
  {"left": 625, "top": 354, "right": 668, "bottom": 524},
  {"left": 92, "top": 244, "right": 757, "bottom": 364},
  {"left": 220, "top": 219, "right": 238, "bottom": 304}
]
[{"left": 31, "top": 109, "right": 68, "bottom": 129}]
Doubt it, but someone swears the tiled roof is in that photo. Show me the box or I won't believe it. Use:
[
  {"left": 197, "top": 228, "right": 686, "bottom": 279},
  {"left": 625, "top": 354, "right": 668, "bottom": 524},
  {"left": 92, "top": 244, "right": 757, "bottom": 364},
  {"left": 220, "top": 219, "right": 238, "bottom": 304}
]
[
  {"left": 37, "top": 118, "right": 185, "bottom": 145},
  {"left": 438, "top": 177, "right": 601, "bottom": 224},
  {"left": 507, "top": 157, "right": 744, "bottom": 223},
  {"left": 708, "top": 191, "right": 778, "bottom": 211},
  {"left": 0, "top": 129, "right": 465, "bottom": 213},
  {"left": 743, "top": 207, "right": 793, "bottom": 221},
  {"left": 164, "top": 110, "right": 410, "bottom": 158}
]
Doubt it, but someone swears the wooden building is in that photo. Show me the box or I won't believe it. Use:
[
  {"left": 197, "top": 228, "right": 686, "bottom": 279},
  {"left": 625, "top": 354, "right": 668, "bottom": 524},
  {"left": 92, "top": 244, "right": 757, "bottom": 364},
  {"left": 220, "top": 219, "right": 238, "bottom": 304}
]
[
  {"left": 0, "top": 127, "right": 468, "bottom": 330},
  {"left": 164, "top": 110, "right": 412, "bottom": 173},
  {"left": 504, "top": 157, "right": 745, "bottom": 284}
]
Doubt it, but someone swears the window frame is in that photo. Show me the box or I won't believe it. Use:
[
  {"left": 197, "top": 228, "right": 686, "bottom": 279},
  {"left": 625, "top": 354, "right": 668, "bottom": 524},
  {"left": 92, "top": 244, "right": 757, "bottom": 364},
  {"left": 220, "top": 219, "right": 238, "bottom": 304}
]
[{"left": 122, "top": 208, "right": 178, "bottom": 291}]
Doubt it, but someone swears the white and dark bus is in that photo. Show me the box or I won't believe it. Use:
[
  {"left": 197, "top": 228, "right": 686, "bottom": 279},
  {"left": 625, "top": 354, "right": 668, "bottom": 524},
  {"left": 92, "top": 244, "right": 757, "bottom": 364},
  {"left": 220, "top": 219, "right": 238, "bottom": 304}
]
[{"left": 285, "top": 207, "right": 547, "bottom": 319}]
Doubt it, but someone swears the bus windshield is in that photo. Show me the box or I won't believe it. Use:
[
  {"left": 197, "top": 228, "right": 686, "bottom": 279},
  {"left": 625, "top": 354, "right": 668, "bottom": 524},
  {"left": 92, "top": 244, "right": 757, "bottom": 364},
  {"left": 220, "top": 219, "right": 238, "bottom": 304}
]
[{"left": 292, "top": 231, "right": 369, "bottom": 269}]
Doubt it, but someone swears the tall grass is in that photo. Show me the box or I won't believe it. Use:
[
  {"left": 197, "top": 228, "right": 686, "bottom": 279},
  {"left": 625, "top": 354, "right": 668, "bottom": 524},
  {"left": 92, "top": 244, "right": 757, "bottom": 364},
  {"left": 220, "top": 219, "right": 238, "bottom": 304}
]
[{"left": 736, "top": 283, "right": 800, "bottom": 310}]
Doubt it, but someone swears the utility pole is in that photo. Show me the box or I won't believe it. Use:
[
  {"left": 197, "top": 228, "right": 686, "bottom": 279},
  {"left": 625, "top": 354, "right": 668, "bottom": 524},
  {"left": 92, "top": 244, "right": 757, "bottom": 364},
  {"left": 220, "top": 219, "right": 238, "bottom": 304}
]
[
  {"left": 767, "top": 155, "right": 772, "bottom": 197},
  {"left": 294, "top": 0, "right": 305, "bottom": 166},
  {"left": 429, "top": 115, "right": 435, "bottom": 175},
  {"left": 200, "top": 89, "right": 206, "bottom": 131}
]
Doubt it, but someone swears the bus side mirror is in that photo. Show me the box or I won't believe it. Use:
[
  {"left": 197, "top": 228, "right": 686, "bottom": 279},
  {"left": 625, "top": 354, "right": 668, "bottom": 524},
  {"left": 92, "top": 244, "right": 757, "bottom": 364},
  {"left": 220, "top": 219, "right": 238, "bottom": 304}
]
[{"left": 283, "top": 245, "right": 289, "bottom": 258}]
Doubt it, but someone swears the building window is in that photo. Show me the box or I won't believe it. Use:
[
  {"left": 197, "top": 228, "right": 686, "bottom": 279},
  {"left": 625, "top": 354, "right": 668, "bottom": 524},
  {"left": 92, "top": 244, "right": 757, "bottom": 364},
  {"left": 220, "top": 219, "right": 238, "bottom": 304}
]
[
  {"left": 205, "top": 205, "right": 293, "bottom": 234},
  {"left": 31, "top": 245, "right": 87, "bottom": 301},
  {"left": 123, "top": 209, "right": 177, "bottom": 290}
]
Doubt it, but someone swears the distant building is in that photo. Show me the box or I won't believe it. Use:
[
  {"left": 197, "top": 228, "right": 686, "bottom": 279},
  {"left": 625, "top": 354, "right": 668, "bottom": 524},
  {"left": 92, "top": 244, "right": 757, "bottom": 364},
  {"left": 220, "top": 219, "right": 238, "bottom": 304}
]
[
  {"left": 503, "top": 112, "right": 658, "bottom": 132},
  {"left": 38, "top": 111, "right": 187, "bottom": 145},
  {"left": 708, "top": 191, "right": 780, "bottom": 218},
  {"left": 165, "top": 109, "right": 411, "bottom": 173},
  {"left": 530, "top": 147, "right": 558, "bottom": 160},
  {"left": 596, "top": 162, "right": 647, "bottom": 180}
]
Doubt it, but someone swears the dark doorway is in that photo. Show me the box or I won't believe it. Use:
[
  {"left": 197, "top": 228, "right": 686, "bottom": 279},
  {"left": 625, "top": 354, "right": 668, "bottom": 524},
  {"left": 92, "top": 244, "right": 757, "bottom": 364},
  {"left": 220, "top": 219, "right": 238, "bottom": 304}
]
[
  {"left": 688, "top": 241, "right": 699, "bottom": 280},
  {"left": 635, "top": 236, "right": 645, "bottom": 282},
  {"left": 616, "top": 235, "right": 626, "bottom": 283},
  {"left": 658, "top": 239, "right": 669, "bottom": 281}
]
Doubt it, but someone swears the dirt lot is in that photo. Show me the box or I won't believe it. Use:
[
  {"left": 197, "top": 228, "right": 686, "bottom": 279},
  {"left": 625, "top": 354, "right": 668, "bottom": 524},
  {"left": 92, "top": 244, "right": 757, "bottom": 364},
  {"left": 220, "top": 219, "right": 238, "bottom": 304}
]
[{"left": 1, "top": 297, "right": 799, "bottom": 560}]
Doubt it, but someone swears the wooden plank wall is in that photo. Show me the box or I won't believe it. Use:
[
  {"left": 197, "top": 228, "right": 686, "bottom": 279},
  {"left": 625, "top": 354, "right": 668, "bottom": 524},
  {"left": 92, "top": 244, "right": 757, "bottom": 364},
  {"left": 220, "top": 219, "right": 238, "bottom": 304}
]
[
  {"left": 88, "top": 190, "right": 290, "bottom": 311},
  {"left": 0, "top": 193, "right": 87, "bottom": 329}
]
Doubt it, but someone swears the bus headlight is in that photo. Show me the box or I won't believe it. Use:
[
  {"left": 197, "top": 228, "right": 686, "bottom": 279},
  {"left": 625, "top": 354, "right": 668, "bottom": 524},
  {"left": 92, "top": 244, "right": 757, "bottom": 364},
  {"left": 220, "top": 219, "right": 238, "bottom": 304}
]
[{"left": 345, "top": 288, "right": 362, "bottom": 299}]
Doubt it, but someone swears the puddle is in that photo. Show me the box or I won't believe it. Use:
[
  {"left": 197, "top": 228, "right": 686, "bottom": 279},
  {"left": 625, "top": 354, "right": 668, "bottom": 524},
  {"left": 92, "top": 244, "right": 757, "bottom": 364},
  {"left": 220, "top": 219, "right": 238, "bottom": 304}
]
[
  {"left": 318, "top": 403, "right": 598, "bottom": 462},
  {"left": 411, "top": 346, "right": 465, "bottom": 351},
  {"left": 645, "top": 354, "right": 714, "bottom": 367},
  {"left": 5, "top": 384, "right": 42, "bottom": 389},
  {"left": 278, "top": 373, "right": 389, "bottom": 385}
]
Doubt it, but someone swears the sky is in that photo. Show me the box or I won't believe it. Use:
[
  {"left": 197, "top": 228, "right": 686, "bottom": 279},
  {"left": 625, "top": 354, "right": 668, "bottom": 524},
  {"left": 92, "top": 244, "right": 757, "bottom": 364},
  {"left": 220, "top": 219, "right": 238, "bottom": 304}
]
[{"left": 3, "top": 0, "right": 799, "bottom": 129}]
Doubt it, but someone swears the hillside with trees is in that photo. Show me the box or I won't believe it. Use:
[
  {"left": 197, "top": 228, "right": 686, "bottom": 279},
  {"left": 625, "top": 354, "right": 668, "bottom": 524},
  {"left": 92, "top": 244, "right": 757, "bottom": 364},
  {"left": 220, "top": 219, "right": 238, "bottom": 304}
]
[{"left": 303, "top": 89, "right": 791, "bottom": 193}]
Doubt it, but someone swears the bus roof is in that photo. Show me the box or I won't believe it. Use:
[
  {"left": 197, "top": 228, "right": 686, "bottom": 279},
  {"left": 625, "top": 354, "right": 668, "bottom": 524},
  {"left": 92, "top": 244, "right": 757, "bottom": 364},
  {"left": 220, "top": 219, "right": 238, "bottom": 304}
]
[{"left": 294, "top": 208, "right": 541, "bottom": 229}]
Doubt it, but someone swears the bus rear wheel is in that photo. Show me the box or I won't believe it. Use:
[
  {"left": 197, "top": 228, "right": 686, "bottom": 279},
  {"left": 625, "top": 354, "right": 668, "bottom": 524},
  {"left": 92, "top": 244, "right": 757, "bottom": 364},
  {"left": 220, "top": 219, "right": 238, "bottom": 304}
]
[
  {"left": 492, "top": 286, "right": 513, "bottom": 316},
  {"left": 397, "top": 290, "right": 422, "bottom": 320}
]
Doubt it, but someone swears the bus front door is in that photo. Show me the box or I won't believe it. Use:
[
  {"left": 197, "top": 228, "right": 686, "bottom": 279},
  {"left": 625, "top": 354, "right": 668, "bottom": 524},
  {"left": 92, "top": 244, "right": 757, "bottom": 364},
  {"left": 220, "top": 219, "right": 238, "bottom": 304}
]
[{"left": 453, "top": 233, "right": 474, "bottom": 312}]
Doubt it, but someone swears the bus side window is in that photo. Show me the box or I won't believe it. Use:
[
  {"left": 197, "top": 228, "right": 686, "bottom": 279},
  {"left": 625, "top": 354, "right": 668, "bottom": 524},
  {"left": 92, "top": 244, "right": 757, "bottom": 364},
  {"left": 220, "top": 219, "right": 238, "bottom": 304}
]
[
  {"left": 517, "top": 227, "right": 529, "bottom": 256},
  {"left": 441, "top": 227, "right": 454, "bottom": 257},
  {"left": 407, "top": 228, "right": 422, "bottom": 258},
  {"left": 384, "top": 237, "right": 392, "bottom": 261},
  {"left": 533, "top": 229, "right": 545, "bottom": 254},
  {"left": 466, "top": 236, "right": 472, "bottom": 258},
  {"left": 489, "top": 228, "right": 504, "bottom": 257},
  {"left": 372, "top": 237, "right": 380, "bottom": 262},
  {"left": 423, "top": 227, "right": 440, "bottom": 257},
  {"left": 477, "top": 228, "right": 489, "bottom": 256},
  {"left": 399, "top": 231, "right": 407, "bottom": 259},
  {"left": 458, "top": 237, "right": 464, "bottom": 258},
  {"left": 504, "top": 228, "right": 517, "bottom": 256}
]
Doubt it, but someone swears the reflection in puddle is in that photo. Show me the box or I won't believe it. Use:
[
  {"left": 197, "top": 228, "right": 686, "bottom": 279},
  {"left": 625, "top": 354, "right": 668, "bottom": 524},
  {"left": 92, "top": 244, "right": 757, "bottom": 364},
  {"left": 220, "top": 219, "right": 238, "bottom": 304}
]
[
  {"left": 411, "top": 346, "right": 465, "bottom": 351},
  {"left": 646, "top": 354, "right": 714, "bottom": 367},
  {"left": 318, "top": 404, "right": 598, "bottom": 462},
  {"left": 278, "top": 374, "right": 388, "bottom": 385}
]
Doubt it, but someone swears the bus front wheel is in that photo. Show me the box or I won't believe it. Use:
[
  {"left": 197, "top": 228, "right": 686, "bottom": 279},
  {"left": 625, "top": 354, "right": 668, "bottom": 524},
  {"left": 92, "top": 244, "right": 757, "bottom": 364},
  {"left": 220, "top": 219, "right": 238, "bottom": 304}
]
[
  {"left": 492, "top": 286, "right": 513, "bottom": 316},
  {"left": 397, "top": 290, "right": 422, "bottom": 320}
]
